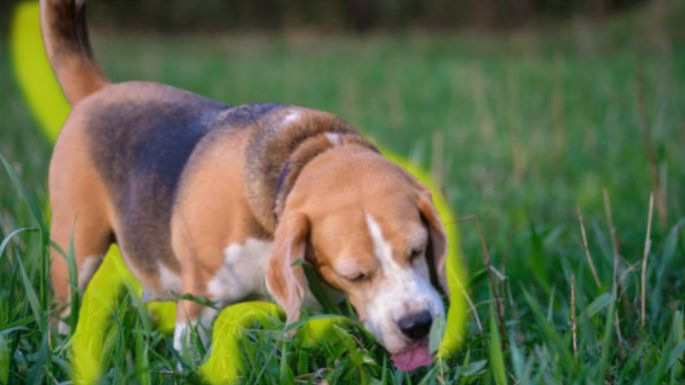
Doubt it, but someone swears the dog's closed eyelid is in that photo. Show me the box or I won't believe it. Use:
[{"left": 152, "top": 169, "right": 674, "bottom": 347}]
[
  {"left": 406, "top": 229, "right": 429, "bottom": 256},
  {"left": 348, "top": 272, "right": 369, "bottom": 282},
  {"left": 407, "top": 243, "right": 427, "bottom": 260},
  {"left": 339, "top": 267, "right": 375, "bottom": 283}
]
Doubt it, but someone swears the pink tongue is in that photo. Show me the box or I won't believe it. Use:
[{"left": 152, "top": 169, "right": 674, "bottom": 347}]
[{"left": 391, "top": 345, "right": 433, "bottom": 371}]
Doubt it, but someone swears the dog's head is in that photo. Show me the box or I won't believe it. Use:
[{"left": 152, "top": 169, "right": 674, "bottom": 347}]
[{"left": 266, "top": 146, "right": 447, "bottom": 371}]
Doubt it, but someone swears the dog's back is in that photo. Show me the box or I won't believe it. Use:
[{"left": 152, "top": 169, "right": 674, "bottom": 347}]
[{"left": 80, "top": 82, "right": 286, "bottom": 279}]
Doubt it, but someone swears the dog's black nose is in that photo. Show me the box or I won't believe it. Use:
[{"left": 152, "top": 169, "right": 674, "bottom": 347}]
[{"left": 398, "top": 311, "right": 433, "bottom": 340}]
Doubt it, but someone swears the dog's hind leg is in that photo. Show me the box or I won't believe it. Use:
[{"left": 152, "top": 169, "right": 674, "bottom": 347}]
[
  {"left": 49, "top": 123, "right": 114, "bottom": 332},
  {"left": 50, "top": 206, "right": 112, "bottom": 334},
  {"left": 49, "top": 209, "right": 112, "bottom": 303}
]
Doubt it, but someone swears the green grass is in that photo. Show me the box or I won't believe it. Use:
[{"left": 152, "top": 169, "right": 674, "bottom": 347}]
[{"left": 1, "top": 2, "right": 685, "bottom": 384}]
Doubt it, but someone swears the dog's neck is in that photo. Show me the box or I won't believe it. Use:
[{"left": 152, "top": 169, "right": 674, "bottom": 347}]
[
  {"left": 243, "top": 109, "right": 377, "bottom": 234},
  {"left": 273, "top": 133, "right": 378, "bottom": 220}
]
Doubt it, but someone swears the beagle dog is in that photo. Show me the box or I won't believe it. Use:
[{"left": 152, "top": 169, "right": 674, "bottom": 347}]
[{"left": 42, "top": 0, "right": 449, "bottom": 371}]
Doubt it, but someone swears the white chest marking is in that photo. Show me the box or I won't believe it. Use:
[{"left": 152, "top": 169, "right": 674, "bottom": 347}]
[{"left": 207, "top": 238, "right": 273, "bottom": 304}]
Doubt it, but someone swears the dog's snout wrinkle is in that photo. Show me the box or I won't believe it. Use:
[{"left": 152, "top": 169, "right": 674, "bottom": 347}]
[{"left": 398, "top": 310, "right": 432, "bottom": 341}]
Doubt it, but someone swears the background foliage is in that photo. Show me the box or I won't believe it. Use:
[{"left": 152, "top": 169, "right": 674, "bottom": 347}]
[{"left": 0, "top": 0, "right": 653, "bottom": 33}]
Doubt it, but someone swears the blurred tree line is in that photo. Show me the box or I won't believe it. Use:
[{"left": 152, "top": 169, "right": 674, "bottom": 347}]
[{"left": 1, "top": 0, "right": 650, "bottom": 34}]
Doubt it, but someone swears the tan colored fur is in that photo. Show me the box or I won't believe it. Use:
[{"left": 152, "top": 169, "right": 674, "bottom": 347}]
[{"left": 49, "top": 111, "right": 113, "bottom": 306}]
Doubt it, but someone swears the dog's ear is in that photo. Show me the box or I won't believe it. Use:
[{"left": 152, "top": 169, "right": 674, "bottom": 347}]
[
  {"left": 416, "top": 192, "right": 449, "bottom": 297},
  {"left": 266, "top": 212, "right": 311, "bottom": 323}
]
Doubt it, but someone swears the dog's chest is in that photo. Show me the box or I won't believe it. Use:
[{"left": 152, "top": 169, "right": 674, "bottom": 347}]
[{"left": 206, "top": 238, "right": 273, "bottom": 303}]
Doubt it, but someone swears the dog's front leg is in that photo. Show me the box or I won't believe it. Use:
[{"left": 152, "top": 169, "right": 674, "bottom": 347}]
[{"left": 173, "top": 274, "right": 218, "bottom": 364}]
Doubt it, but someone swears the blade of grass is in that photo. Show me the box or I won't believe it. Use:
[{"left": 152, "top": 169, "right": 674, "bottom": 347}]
[
  {"left": 670, "top": 311, "right": 684, "bottom": 384},
  {"left": 417, "top": 365, "right": 439, "bottom": 385},
  {"left": 595, "top": 288, "right": 616, "bottom": 382},
  {"left": 66, "top": 234, "right": 80, "bottom": 333},
  {"left": 528, "top": 222, "right": 551, "bottom": 294},
  {"left": 0, "top": 154, "right": 46, "bottom": 231},
  {"left": 459, "top": 214, "right": 506, "bottom": 341},
  {"left": 26, "top": 332, "right": 48, "bottom": 385},
  {"left": 636, "top": 61, "right": 667, "bottom": 228},
  {"left": 645, "top": 312, "right": 685, "bottom": 385},
  {"left": 16, "top": 256, "right": 43, "bottom": 332},
  {"left": 577, "top": 206, "right": 602, "bottom": 289},
  {"left": 641, "top": 192, "right": 654, "bottom": 327},
  {"left": 0, "top": 334, "right": 9, "bottom": 384},
  {"left": 0, "top": 227, "right": 36, "bottom": 259},
  {"left": 0, "top": 154, "right": 51, "bottom": 329},
  {"left": 488, "top": 304, "right": 507, "bottom": 385},
  {"left": 522, "top": 289, "right": 577, "bottom": 376},
  {"left": 571, "top": 274, "right": 577, "bottom": 358},
  {"left": 279, "top": 340, "right": 294, "bottom": 385},
  {"left": 617, "top": 341, "right": 645, "bottom": 383},
  {"left": 580, "top": 292, "right": 615, "bottom": 320},
  {"left": 602, "top": 188, "right": 620, "bottom": 288},
  {"left": 133, "top": 324, "right": 151, "bottom": 385},
  {"left": 509, "top": 332, "right": 525, "bottom": 380}
]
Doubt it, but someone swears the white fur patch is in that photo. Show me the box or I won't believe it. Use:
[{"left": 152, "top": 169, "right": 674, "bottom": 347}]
[
  {"left": 325, "top": 132, "right": 342, "bottom": 146},
  {"left": 143, "top": 262, "right": 181, "bottom": 302},
  {"left": 141, "top": 262, "right": 182, "bottom": 302},
  {"left": 364, "top": 214, "right": 444, "bottom": 354},
  {"left": 366, "top": 216, "right": 399, "bottom": 271},
  {"left": 77, "top": 256, "right": 101, "bottom": 289},
  {"left": 57, "top": 307, "right": 72, "bottom": 335},
  {"left": 57, "top": 320, "right": 71, "bottom": 336},
  {"left": 173, "top": 308, "right": 217, "bottom": 352},
  {"left": 207, "top": 238, "right": 273, "bottom": 303},
  {"left": 158, "top": 262, "right": 182, "bottom": 292},
  {"left": 282, "top": 111, "right": 301, "bottom": 126},
  {"left": 173, "top": 322, "right": 188, "bottom": 352}
]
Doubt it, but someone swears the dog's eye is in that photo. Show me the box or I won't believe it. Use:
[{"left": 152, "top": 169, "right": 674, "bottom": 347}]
[
  {"left": 409, "top": 246, "right": 425, "bottom": 262},
  {"left": 348, "top": 272, "right": 369, "bottom": 282}
]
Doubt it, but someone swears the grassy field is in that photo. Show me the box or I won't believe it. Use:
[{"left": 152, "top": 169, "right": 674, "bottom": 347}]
[{"left": 1, "top": 2, "right": 685, "bottom": 384}]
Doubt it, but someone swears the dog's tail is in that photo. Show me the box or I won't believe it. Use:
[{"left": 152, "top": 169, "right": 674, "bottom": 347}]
[{"left": 40, "top": 0, "right": 109, "bottom": 105}]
